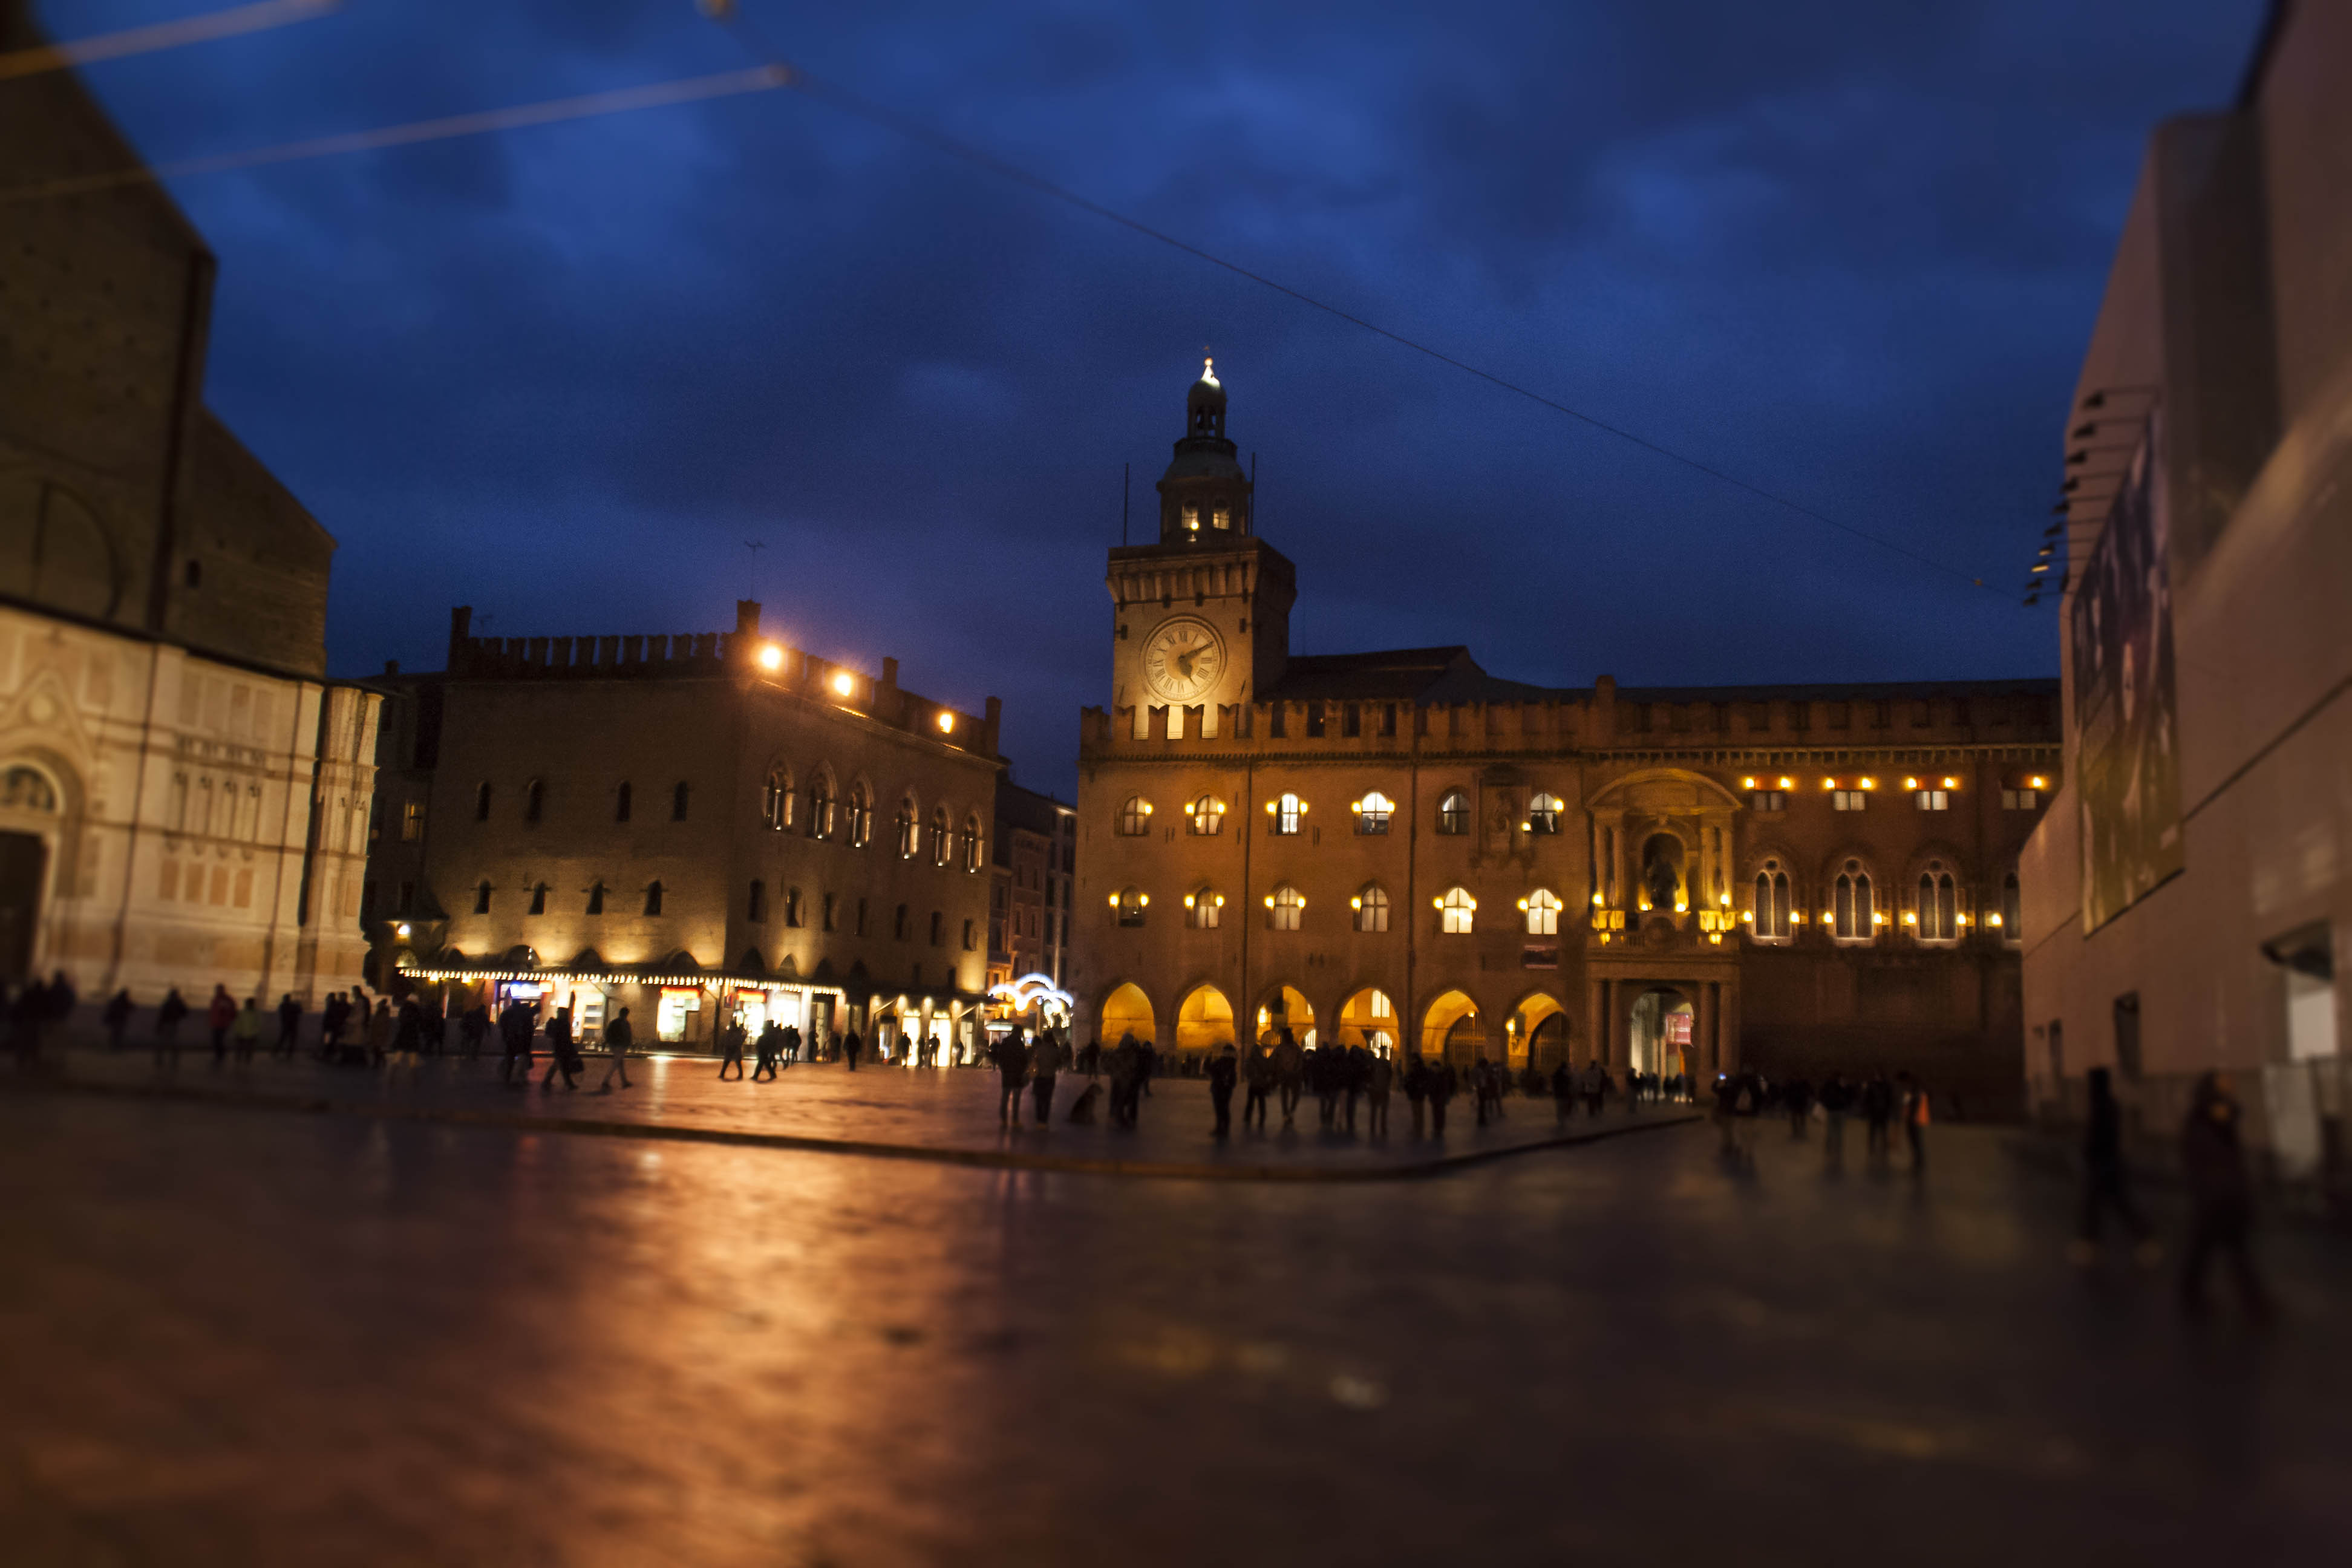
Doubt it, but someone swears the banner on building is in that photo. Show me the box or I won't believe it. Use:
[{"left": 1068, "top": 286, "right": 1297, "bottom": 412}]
[{"left": 2070, "top": 413, "right": 2184, "bottom": 932}]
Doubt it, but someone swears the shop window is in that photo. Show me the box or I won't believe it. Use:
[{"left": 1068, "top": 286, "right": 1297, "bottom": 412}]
[
  {"left": 1271, "top": 792, "right": 1304, "bottom": 835},
  {"left": 1188, "top": 796, "right": 1225, "bottom": 835},
  {"left": 528, "top": 882, "right": 547, "bottom": 916},
  {"left": 1752, "top": 863, "right": 1791, "bottom": 942},
  {"left": 1355, "top": 791, "right": 1393, "bottom": 835},
  {"left": 1354, "top": 884, "right": 1390, "bottom": 933},
  {"left": 1439, "top": 887, "right": 1475, "bottom": 935},
  {"left": 748, "top": 879, "right": 768, "bottom": 923},
  {"left": 615, "top": 781, "right": 632, "bottom": 823},
  {"left": 1187, "top": 887, "right": 1223, "bottom": 929},
  {"left": 1116, "top": 887, "right": 1148, "bottom": 929},
  {"left": 1268, "top": 884, "right": 1304, "bottom": 931},
  {"left": 1831, "top": 861, "right": 1873, "bottom": 942},
  {"left": 644, "top": 881, "right": 664, "bottom": 917},
  {"left": 1118, "top": 795, "right": 1154, "bottom": 835},
  {"left": 524, "top": 779, "right": 543, "bottom": 823},
  {"left": 1523, "top": 888, "right": 1561, "bottom": 936},
  {"left": 1527, "top": 792, "right": 1564, "bottom": 835},
  {"left": 1437, "top": 790, "right": 1469, "bottom": 835},
  {"left": 474, "top": 880, "right": 491, "bottom": 915}
]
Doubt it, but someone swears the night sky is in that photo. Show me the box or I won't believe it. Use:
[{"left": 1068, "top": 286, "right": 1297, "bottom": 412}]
[{"left": 48, "top": 0, "right": 2262, "bottom": 794}]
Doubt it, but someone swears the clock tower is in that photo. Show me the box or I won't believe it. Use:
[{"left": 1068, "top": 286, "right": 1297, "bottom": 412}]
[{"left": 1106, "top": 358, "right": 1295, "bottom": 739}]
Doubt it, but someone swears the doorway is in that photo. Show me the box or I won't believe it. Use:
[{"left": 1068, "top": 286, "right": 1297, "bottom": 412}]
[
  {"left": 0, "top": 832, "right": 45, "bottom": 982},
  {"left": 1627, "top": 987, "right": 1693, "bottom": 1077}
]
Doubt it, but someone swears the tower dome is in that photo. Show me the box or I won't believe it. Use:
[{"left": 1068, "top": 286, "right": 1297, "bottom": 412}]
[
  {"left": 1156, "top": 353, "right": 1250, "bottom": 543},
  {"left": 1186, "top": 355, "right": 1226, "bottom": 439}
]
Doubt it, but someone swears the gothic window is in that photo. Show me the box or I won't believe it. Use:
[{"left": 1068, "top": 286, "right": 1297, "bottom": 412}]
[
  {"left": 615, "top": 781, "right": 632, "bottom": 823},
  {"left": 1752, "top": 861, "right": 1791, "bottom": 942},
  {"left": 1354, "top": 884, "right": 1390, "bottom": 933},
  {"left": 1271, "top": 793, "right": 1304, "bottom": 835},
  {"left": 1526, "top": 793, "right": 1564, "bottom": 835},
  {"left": 1750, "top": 790, "right": 1787, "bottom": 812},
  {"left": 1187, "top": 796, "right": 1225, "bottom": 835},
  {"left": 1437, "top": 790, "right": 1470, "bottom": 835},
  {"left": 961, "top": 815, "right": 984, "bottom": 872},
  {"left": 894, "top": 903, "right": 910, "bottom": 939},
  {"left": 1915, "top": 862, "right": 1958, "bottom": 942},
  {"left": 1439, "top": 886, "right": 1475, "bottom": 935},
  {"left": 808, "top": 776, "right": 835, "bottom": 838},
  {"left": 930, "top": 806, "right": 951, "bottom": 866},
  {"left": 1115, "top": 887, "right": 1148, "bottom": 928},
  {"left": 929, "top": 910, "right": 944, "bottom": 947},
  {"left": 848, "top": 784, "right": 872, "bottom": 848},
  {"left": 897, "top": 800, "right": 919, "bottom": 858},
  {"left": 763, "top": 769, "right": 792, "bottom": 831},
  {"left": 1522, "top": 888, "right": 1561, "bottom": 936},
  {"left": 2002, "top": 787, "right": 2039, "bottom": 811},
  {"left": 1268, "top": 884, "right": 1304, "bottom": 932},
  {"left": 1186, "top": 887, "right": 1223, "bottom": 929},
  {"left": 1118, "top": 795, "right": 1153, "bottom": 836},
  {"left": 1182, "top": 503, "right": 1200, "bottom": 532},
  {"left": 1831, "top": 860, "right": 1873, "bottom": 942},
  {"left": 1354, "top": 791, "right": 1394, "bottom": 835},
  {"left": 785, "top": 887, "right": 803, "bottom": 927}
]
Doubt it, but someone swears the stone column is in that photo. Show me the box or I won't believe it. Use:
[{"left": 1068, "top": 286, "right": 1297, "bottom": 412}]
[{"left": 1697, "top": 981, "right": 1718, "bottom": 1080}]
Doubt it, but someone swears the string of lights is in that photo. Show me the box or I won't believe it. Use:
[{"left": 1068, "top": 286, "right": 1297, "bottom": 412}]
[
  {"left": 0, "top": 0, "right": 339, "bottom": 82},
  {"left": 708, "top": 3, "right": 1998, "bottom": 595}
]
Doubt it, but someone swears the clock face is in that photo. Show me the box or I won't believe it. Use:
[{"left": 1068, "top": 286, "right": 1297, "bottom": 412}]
[{"left": 1142, "top": 616, "right": 1226, "bottom": 703}]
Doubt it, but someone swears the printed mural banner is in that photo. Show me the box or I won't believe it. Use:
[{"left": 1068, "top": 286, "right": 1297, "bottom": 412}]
[{"left": 2069, "top": 413, "right": 2184, "bottom": 932}]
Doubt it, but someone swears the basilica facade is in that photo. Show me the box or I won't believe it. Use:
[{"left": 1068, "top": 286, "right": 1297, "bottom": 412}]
[{"left": 1070, "top": 365, "right": 2061, "bottom": 1111}]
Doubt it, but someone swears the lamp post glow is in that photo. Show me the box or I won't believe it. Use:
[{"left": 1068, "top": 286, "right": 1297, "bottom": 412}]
[
  {"left": 757, "top": 643, "right": 784, "bottom": 671},
  {"left": 832, "top": 671, "right": 855, "bottom": 698}
]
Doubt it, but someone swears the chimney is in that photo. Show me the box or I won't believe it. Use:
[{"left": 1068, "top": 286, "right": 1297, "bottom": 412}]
[{"left": 984, "top": 695, "right": 1002, "bottom": 753}]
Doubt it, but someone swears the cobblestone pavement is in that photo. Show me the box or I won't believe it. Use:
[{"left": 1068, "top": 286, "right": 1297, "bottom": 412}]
[
  {"left": 0, "top": 1082, "right": 2344, "bottom": 1566},
  {"left": 31, "top": 1040, "right": 1694, "bottom": 1174}
]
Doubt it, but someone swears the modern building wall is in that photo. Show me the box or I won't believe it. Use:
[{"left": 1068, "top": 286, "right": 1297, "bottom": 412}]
[{"left": 2022, "top": 0, "right": 2352, "bottom": 1170}]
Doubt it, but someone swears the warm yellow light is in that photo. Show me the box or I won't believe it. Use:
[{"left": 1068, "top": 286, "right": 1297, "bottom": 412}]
[
  {"left": 1266, "top": 802, "right": 1277, "bottom": 814},
  {"left": 1873, "top": 912, "right": 1887, "bottom": 924},
  {"left": 394, "top": 922, "right": 411, "bottom": 939},
  {"left": 1266, "top": 895, "right": 1276, "bottom": 908},
  {"left": 1741, "top": 910, "right": 1753, "bottom": 923},
  {"left": 936, "top": 711, "right": 955, "bottom": 733},
  {"left": 832, "top": 671, "right": 855, "bottom": 697},
  {"left": 1958, "top": 913, "right": 1972, "bottom": 926},
  {"left": 1990, "top": 913, "right": 2004, "bottom": 928},
  {"left": 1720, "top": 892, "right": 1731, "bottom": 906},
  {"left": 757, "top": 643, "right": 784, "bottom": 671},
  {"left": 1296, "top": 896, "right": 1305, "bottom": 907},
  {"left": 1350, "top": 800, "right": 1362, "bottom": 812},
  {"left": 1183, "top": 894, "right": 1196, "bottom": 908},
  {"left": 1673, "top": 900, "right": 1687, "bottom": 913},
  {"left": 1822, "top": 910, "right": 1834, "bottom": 923},
  {"left": 1822, "top": 777, "right": 1836, "bottom": 790},
  {"left": 1215, "top": 895, "right": 1225, "bottom": 907},
  {"left": 1519, "top": 822, "right": 1530, "bottom": 832},
  {"left": 1140, "top": 801, "right": 1152, "bottom": 814},
  {"left": 1942, "top": 777, "right": 1958, "bottom": 789},
  {"left": 1138, "top": 893, "right": 1149, "bottom": 907},
  {"left": 1709, "top": 933, "right": 1722, "bottom": 945},
  {"left": 1638, "top": 898, "right": 1651, "bottom": 912},
  {"left": 1904, "top": 777, "right": 1919, "bottom": 790},
  {"left": 1792, "top": 911, "right": 1806, "bottom": 923},
  {"left": 2030, "top": 776, "right": 2047, "bottom": 789},
  {"left": 1108, "top": 893, "right": 1120, "bottom": 909},
  {"left": 1777, "top": 776, "right": 1793, "bottom": 789},
  {"left": 1298, "top": 802, "right": 1308, "bottom": 813},
  {"left": 1432, "top": 898, "right": 1443, "bottom": 910},
  {"left": 1350, "top": 897, "right": 1362, "bottom": 909},
  {"left": 1742, "top": 776, "right": 1757, "bottom": 789},
  {"left": 1516, "top": 898, "right": 1527, "bottom": 910},
  {"left": 1592, "top": 892, "right": 1604, "bottom": 907},
  {"left": 1861, "top": 777, "right": 1876, "bottom": 790},
  {"left": 1903, "top": 912, "right": 1916, "bottom": 924}
]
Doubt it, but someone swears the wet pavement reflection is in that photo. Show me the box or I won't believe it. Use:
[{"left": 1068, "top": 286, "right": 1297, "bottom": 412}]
[{"left": 0, "top": 1088, "right": 2344, "bottom": 1565}]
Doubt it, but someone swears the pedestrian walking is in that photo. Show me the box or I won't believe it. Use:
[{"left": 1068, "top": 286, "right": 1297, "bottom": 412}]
[
  {"left": 1898, "top": 1072, "right": 1929, "bottom": 1173},
  {"left": 391, "top": 999, "right": 423, "bottom": 1069},
  {"left": 1366, "top": 1051, "right": 1393, "bottom": 1137},
  {"left": 365, "top": 999, "right": 394, "bottom": 1066},
  {"left": 1273, "top": 1028, "right": 1305, "bottom": 1125},
  {"left": 993, "top": 1027, "right": 1030, "bottom": 1126},
  {"left": 1343, "top": 1042, "right": 1371, "bottom": 1133},
  {"left": 206, "top": 984, "right": 235, "bottom": 1063},
  {"left": 459, "top": 1003, "right": 489, "bottom": 1059},
  {"left": 1581, "top": 1060, "right": 1607, "bottom": 1119},
  {"left": 320, "top": 991, "right": 348, "bottom": 1060},
  {"left": 231, "top": 996, "right": 263, "bottom": 1062},
  {"left": 716, "top": 1017, "right": 747, "bottom": 1081},
  {"left": 2073, "top": 1067, "right": 2157, "bottom": 1266},
  {"left": 842, "top": 1028, "right": 863, "bottom": 1071},
  {"left": 1208, "top": 1042, "right": 1238, "bottom": 1136},
  {"left": 1861, "top": 1073, "right": 1894, "bottom": 1162},
  {"left": 1713, "top": 1073, "right": 1740, "bottom": 1155},
  {"left": 154, "top": 987, "right": 188, "bottom": 1066},
  {"left": 1818, "top": 1074, "right": 1854, "bottom": 1162},
  {"left": 598, "top": 1006, "right": 637, "bottom": 1090},
  {"left": 1242, "top": 1041, "right": 1273, "bottom": 1128},
  {"left": 102, "top": 987, "right": 134, "bottom": 1051},
  {"left": 541, "top": 1007, "right": 582, "bottom": 1090},
  {"left": 1427, "top": 1057, "right": 1457, "bottom": 1135},
  {"left": 1404, "top": 1053, "right": 1429, "bottom": 1136},
  {"left": 2178, "top": 1071, "right": 2270, "bottom": 1320},
  {"left": 272, "top": 993, "right": 301, "bottom": 1057},
  {"left": 1029, "top": 1028, "right": 1063, "bottom": 1125},
  {"left": 751, "top": 1019, "right": 782, "bottom": 1080},
  {"left": 1551, "top": 1058, "right": 1574, "bottom": 1125}
]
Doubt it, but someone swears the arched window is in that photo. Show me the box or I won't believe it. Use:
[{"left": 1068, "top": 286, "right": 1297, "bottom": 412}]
[
  {"left": 1915, "top": 861, "right": 1958, "bottom": 942},
  {"left": 644, "top": 881, "right": 664, "bottom": 916},
  {"left": 1999, "top": 872, "right": 2022, "bottom": 941},
  {"left": 474, "top": 782, "right": 492, "bottom": 822},
  {"left": 896, "top": 799, "right": 919, "bottom": 858},
  {"left": 1526, "top": 792, "right": 1564, "bottom": 835},
  {"left": 848, "top": 783, "right": 872, "bottom": 847},
  {"left": 1212, "top": 502, "right": 1231, "bottom": 531},
  {"left": 1267, "top": 884, "right": 1304, "bottom": 931},
  {"left": 1521, "top": 888, "right": 1561, "bottom": 936},
  {"left": 961, "top": 815, "right": 983, "bottom": 872},
  {"left": 1438, "top": 886, "right": 1475, "bottom": 934},
  {"left": 785, "top": 887, "right": 803, "bottom": 927},
  {"left": 1187, "top": 795, "right": 1225, "bottom": 835},
  {"left": 807, "top": 776, "right": 835, "bottom": 839},
  {"left": 614, "top": 781, "right": 632, "bottom": 823},
  {"left": 0, "top": 765, "right": 60, "bottom": 812},
  {"left": 1270, "top": 792, "right": 1304, "bottom": 835},
  {"left": 1354, "top": 791, "right": 1394, "bottom": 835},
  {"left": 1751, "top": 860, "right": 1792, "bottom": 942},
  {"left": 1437, "top": 789, "right": 1470, "bottom": 835},
  {"left": 1117, "top": 795, "right": 1153, "bottom": 836},
  {"left": 762, "top": 769, "right": 792, "bottom": 831},
  {"left": 1354, "top": 884, "right": 1390, "bottom": 933},
  {"left": 929, "top": 806, "right": 951, "bottom": 866},
  {"left": 1186, "top": 887, "right": 1223, "bottom": 929},
  {"left": 524, "top": 779, "right": 544, "bottom": 823},
  {"left": 670, "top": 782, "right": 690, "bottom": 822},
  {"left": 1113, "top": 887, "right": 1148, "bottom": 928},
  {"left": 1832, "top": 860, "right": 1873, "bottom": 942}
]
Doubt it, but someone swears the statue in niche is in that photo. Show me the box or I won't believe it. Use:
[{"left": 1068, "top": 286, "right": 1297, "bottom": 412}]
[{"left": 1641, "top": 832, "right": 1684, "bottom": 912}]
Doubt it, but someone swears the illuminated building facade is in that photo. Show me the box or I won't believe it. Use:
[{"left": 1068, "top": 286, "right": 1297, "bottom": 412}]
[
  {"left": 2022, "top": 0, "right": 2351, "bottom": 1168},
  {"left": 0, "top": 5, "right": 377, "bottom": 1001},
  {"left": 378, "top": 603, "right": 1003, "bottom": 1056},
  {"left": 987, "top": 779, "right": 1075, "bottom": 998},
  {"left": 1072, "top": 365, "right": 2060, "bottom": 1109}
]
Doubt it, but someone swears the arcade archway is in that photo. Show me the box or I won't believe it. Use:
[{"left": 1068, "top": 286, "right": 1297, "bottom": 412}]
[
  {"left": 1420, "top": 990, "right": 1482, "bottom": 1064},
  {"left": 1100, "top": 982, "right": 1156, "bottom": 1045},
  {"left": 1336, "top": 988, "right": 1399, "bottom": 1056},
  {"left": 1506, "top": 993, "right": 1566, "bottom": 1071},
  {"left": 1175, "top": 984, "right": 1235, "bottom": 1059},
  {"left": 1628, "top": 987, "right": 1694, "bottom": 1077},
  {"left": 1253, "top": 985, "right": 1316, "bottom": 1048}
]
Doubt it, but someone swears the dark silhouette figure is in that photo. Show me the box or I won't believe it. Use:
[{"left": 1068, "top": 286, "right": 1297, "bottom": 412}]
[
  {"left": 993, "top": 1027, "right": 1030, "bottom": 1126},
  {"left": 1427, "top": 1059, "right": 1457, "bottom": 1135},
  {"left": 541, "top": 1008, "right": 582, "bottom": 1090},
  {"left": 753, "top": 1019, "right": 783, "bottom": 1080},
  {"left": 1029, "top": 1030, "right": 1062, "bottom": 1124},
  {"left": 1208, "top": 1043, "right": 1238, "bottom": 1135},
  {"left": 2178, "top": 1072, "right": 2271, "bottom": 1320},
  {"left": 1552, "top": 1060, "right": 1574, "bottom": 1125},
  {"left": 154, "top": 987, "right": 188, "bottom": 1066},
  {"left": 206, "top": 984, "right": 235, "bottom": 1063},
  {"left": 1242, "top": 1043, "right": 1273, "bottom": 1128},
  {"left": 274, "top": 993, "right": 302, "bottom": 1057},
  {"left": 2074, "top": 1067, "right": 2155, "bottom": 1264},
  {"left": 843, "top": 1028, "right": 863, "bottom": 1071},
  {"left": 1366, "top": 1051, "right": 1393, "bottom": 1137},
  {"left": 1898, "top": 1072, "right": 1929, "bottom": 1173},
  {"left": 1861, "top": 1073, "right": 1895, "bottom": 1163},
  {"left": 715, "top": 1019, "right": 747, "bottom": 1080},
  {"left": 1404, "top": 1054, "right": 1429, "bottom": 1136},
  {"left": 102, "top": 988, "right": 134, "bottom": 1051}
]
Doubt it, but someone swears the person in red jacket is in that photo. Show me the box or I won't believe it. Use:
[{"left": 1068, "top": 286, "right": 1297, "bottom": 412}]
[{"left": 206, "top": 984, "right": 236, "bottom": 1063}]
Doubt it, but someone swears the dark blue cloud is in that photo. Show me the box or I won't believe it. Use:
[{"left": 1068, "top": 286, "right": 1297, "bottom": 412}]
[{"left": 45, "top": 0, "right": 2265, "bottom": 791}]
